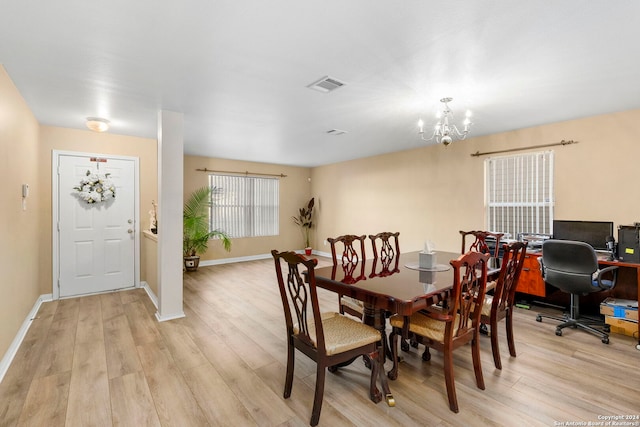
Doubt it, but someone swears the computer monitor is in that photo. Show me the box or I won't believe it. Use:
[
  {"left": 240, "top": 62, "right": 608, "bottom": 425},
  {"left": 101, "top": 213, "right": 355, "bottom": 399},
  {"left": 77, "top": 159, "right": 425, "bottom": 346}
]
[{"left": 551, "top": 220, "right": 614, "bottom": 251}]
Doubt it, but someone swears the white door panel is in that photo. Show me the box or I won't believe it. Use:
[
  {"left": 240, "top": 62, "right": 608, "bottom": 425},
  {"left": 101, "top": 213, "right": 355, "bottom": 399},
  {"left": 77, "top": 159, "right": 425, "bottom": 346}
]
[{"left": 57, "top": 154, "right": 136, "bottom": 298}]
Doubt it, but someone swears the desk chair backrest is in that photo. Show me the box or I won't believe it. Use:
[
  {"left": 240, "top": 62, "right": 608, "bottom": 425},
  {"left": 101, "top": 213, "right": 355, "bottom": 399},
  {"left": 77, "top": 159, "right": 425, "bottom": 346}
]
[{"left": 541, "top": 240, "right": 598, "bottom": 295}]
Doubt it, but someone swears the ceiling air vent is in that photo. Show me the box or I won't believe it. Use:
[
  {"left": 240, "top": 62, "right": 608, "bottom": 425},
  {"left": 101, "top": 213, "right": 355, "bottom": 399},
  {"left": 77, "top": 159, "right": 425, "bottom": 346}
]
[
  {"left": 326, "top": 129, "right": 348, "bottom": 136},
  {"left": 307, "top": 76, "right": 346, "bottom": 93}
]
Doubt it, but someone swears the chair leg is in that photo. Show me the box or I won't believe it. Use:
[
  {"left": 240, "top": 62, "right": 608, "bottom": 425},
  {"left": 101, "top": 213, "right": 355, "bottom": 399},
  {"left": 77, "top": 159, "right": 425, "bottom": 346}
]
[
  {"left": 366, "top": 351, "right": 383, "bottom": 403},
  {"left": 310, "top": 365, "right": 326, "bottom": 426},
  {"left": 442, "top": 346, "right": 459, "bottom": 413},
  {"left": 284, "top": 340, "right": 295, "bottom": 398},
  {"left": 387, "top": 329, "right": 399, "bottom": 380},
  {"left": 506, "top": 309, "right": 517, "bottom": 358},
  {"left": 471, "top": 333, "right": 485, "bottom": 391},
  {"left": 422, "top": 346, "right": 431, "bottom": 361},
  {"left": 490, "top": 316, "right": 502, "bottom": 370}
]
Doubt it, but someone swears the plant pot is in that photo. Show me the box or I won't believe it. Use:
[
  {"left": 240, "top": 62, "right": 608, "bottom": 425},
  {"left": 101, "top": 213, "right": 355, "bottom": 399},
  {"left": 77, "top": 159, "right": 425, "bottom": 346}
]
[
  {"left": 184, "top": 255, "right": 200, "bottom": 272},
  {"left": 305, "top": 247, "right": 312, "bottom": 256}
]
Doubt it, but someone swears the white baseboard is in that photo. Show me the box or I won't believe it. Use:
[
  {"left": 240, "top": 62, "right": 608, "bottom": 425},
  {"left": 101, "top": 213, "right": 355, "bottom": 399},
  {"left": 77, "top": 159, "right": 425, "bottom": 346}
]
[
  {"left": 155, "top": 311, "right": 186, "bottom": 322},
  {"left": 140, "top": 281, "right": 185, "bottom": 322},
  {"left": 199, "top": 250, "right": 329, "bottom": 267},
  {"left": 199, "top": 253, "right": 272, "bottom": 267},
  {"left": 0, "top": 293, "right": 53, "bottom": 383},
  {"left": 140, "top": 281, "right": 158, "bottom": 310}
]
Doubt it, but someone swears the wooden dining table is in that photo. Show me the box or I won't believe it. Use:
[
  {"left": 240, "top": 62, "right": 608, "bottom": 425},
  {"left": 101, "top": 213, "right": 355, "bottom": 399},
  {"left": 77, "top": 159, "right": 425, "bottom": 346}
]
[{"left": 313, "top": 250, "right": 467, "bottom": 406}]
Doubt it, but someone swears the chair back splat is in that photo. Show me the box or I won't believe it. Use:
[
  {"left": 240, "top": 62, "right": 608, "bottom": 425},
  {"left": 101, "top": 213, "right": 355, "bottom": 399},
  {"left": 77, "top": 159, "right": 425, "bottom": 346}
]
[
  {"left": 328, "top": 234, "right": 366, "bottom": 265},
  {"left": 327, "top": 235, "right": 367, "bottom": 318},
  {"left": 369, "top": 232, "right": 401, "bottom": 278},
  {"left": 271, "top": 250, "right": 385, "bottom": 426}
]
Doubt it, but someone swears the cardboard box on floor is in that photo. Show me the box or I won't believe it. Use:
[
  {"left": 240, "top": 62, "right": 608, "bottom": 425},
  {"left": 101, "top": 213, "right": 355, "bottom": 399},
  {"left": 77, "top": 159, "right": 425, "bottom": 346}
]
[{"left": 599, "top": 297, "right": 638, "bottom": 321}]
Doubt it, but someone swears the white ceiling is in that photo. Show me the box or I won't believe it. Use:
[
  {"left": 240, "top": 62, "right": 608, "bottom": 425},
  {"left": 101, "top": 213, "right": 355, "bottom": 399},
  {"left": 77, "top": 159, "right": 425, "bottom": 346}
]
[{"left": 2, "top": 1, "right": 640, "bottom": 167}]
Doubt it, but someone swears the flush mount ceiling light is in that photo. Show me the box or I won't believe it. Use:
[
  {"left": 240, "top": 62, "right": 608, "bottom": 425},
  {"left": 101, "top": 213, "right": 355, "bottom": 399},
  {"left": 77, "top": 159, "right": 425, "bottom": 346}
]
[
  {"left": 86, "top": 117, "right": 110, "bottom": 132},
  {"left": 418, "top": 97, "right": 472, "bottom": 146}
]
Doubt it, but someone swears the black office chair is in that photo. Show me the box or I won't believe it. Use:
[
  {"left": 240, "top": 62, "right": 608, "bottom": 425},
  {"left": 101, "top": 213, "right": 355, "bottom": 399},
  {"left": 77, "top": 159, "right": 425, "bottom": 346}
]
[{"left": 535, "top": 240, "right": 618, "bottom": 344}]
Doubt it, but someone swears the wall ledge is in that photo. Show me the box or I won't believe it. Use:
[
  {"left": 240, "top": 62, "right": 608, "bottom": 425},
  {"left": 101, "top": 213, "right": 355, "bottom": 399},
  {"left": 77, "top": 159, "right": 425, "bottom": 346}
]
[{"left": 142, "top": 229, "right": 158, "bottom": 242}]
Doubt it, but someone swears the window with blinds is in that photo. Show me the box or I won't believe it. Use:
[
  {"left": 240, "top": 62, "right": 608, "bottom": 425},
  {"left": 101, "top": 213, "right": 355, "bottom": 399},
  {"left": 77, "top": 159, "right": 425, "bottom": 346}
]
[
  {"left": 485, "top": 151, "right": 554, "bottom": 239},
  {"left": 209, "top": 174, "right": 279, "bottom": 238}
]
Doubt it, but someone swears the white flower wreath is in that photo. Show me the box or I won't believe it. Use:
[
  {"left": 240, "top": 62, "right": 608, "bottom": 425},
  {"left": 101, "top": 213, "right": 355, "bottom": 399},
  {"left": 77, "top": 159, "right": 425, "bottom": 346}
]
[{"left": 73, "top": 170, "right": 116, "bottom": 204}]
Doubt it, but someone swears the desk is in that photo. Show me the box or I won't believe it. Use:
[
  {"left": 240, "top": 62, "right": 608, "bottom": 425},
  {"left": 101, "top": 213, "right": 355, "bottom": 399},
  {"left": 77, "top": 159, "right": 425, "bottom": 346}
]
[{"left": 519, "top": 251, "right": 640, "bottom": 349}]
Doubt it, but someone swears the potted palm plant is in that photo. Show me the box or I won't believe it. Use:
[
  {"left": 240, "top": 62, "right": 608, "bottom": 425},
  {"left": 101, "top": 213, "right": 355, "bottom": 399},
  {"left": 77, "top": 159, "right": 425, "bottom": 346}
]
[
  {"left": 183, "top": 186, "right": 231, "bottom": 271},
  {"left": 292, "top": 197, "right": 314, "bottom": 255}
]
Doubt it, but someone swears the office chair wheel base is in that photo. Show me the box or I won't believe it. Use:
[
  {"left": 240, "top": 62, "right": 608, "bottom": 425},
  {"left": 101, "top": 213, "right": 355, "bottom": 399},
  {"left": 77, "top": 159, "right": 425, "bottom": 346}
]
[
  {"left": 601, "top": 337, "right": 609, "bottom": 344},
  {"left": 604, "top": 325, "right": 610, "bottom": 333},
  {"left": 536, "top": 315, "right": 542, "bottom": 322},
  {"left": 400, "top": 340, "right": 410, "bottom": 352},
  {"left": 555, "top": 328, "right": 563, "bottom": 336}
]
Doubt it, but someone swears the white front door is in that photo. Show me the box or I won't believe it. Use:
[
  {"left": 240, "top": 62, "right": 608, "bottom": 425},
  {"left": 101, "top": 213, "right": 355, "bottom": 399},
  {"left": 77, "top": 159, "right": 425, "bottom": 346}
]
[{"left": 56, "top": 153, "right": 137, "bottom": 298}]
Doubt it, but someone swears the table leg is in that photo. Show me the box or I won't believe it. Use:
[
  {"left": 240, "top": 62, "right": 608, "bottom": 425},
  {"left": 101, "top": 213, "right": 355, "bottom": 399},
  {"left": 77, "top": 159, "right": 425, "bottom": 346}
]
[{"left": 363, "top": 304, "right": 394, "bottom": 406}]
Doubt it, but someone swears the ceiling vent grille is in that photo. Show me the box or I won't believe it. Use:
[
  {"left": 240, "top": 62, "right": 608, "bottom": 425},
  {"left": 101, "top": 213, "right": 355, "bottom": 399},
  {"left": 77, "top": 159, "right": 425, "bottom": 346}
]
[
  {"left": 307, "top": 76, "right": 346, "bottom": 93},
  {"left": 326, "top": 129, "right": 348, "bottom": 136}
]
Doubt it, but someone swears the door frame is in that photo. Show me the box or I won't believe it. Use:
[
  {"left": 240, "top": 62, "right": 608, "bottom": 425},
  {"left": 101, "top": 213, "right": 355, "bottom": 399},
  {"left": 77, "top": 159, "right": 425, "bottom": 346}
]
[{"left": 52, "top": 150, "right": 141, "bottom": 300}]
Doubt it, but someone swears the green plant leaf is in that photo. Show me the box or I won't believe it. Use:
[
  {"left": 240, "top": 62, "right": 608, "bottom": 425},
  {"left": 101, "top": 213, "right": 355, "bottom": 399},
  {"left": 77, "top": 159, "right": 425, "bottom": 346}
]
[{"left": 184, "top": 186, "right": 232, "bottom": 257}]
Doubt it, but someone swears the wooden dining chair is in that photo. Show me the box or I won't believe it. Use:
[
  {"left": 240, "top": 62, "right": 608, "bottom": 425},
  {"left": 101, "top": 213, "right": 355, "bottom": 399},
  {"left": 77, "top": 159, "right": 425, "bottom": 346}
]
[
  {"left": 271, "top": 250, "right": 384, "bottom": 426},
  {"left": 460, "top": 230, "right": 504, "bottom": 261},
  {"left": 368, "top": 232, "right": 401, "bottom": 278},
  {"left": 327, "top": 235, "right": 367, "bottom": 319},
  {"left": 480, "top": 241, "right": 527, "bottom": 369},
  {"left": 460, "top": 230, "right": 505, "bottom": 335},
  {"left": 388, "top": 250, "right": 490, "bottom": 413}
]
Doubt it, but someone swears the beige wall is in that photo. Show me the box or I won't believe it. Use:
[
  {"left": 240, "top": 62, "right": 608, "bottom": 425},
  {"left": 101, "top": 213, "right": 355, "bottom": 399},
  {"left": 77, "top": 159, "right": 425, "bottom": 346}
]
[
  {"left": 0, "top": 66, "right": 42, "bottom": 357},
  {"left": 141, "top": 232, "right": 158, "bottom": 296},
  {"left": 311, "top": 109, "right": 640, "bottom": 255},
  {"left": 37, "top": 126, "right": 158, "bottom": 294},
  {"left": 184, "top": 155, "right": 312, "bottom": 261}
]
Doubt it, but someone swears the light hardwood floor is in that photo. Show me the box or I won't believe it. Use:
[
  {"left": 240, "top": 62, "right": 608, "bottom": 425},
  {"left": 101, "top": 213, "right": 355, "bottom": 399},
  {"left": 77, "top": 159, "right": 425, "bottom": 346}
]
[{"left": 1, "top": 256, "right": 639, "bottom": 426}]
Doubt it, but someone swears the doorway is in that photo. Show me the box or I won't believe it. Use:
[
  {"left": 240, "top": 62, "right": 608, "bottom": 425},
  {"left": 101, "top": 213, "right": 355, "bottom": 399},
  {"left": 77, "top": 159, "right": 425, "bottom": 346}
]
[{"left": 53, "top": 151, "right": 139, "bottom": 298}]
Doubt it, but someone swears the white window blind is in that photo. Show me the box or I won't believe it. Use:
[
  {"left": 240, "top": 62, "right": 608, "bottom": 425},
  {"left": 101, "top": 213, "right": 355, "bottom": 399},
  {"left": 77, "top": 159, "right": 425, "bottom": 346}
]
[
  {"left": 209, "top": 174, "right": 279, "bottom": 238},
  {"left": 485, "top": 151, "right": 554, "bottom": 239}
]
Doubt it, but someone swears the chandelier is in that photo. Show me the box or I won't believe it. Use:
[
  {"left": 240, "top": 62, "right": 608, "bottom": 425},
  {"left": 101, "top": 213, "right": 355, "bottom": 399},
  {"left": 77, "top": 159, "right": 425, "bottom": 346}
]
[{"left": 418, "top": 97, "right": 472, "bottom": 146}]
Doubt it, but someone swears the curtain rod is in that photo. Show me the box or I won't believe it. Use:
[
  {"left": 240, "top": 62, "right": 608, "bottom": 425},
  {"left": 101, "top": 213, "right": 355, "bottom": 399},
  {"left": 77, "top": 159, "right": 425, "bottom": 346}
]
[
  {"left": 470, "top": 139, "right": 578, "bottom": 157},
  {"left": 196, "top": 168, "right": 287, "bottom": 178}
]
